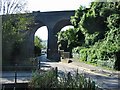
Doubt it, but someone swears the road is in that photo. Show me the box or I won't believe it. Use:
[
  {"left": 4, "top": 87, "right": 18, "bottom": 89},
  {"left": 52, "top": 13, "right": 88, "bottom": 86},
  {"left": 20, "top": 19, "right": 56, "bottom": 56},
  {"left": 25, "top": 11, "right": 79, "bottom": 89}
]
[
  {"left": 1, "top": 54, "right": 120, "bottom": 90},
  {"left": 39, "top": 54, "right": 120, "bottom": 90}
]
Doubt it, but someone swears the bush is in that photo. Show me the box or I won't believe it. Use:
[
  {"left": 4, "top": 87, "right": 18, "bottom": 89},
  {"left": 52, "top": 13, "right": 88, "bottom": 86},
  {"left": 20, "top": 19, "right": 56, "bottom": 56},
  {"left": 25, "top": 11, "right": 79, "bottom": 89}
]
[
  {"left": 72, "top": 2, "right": 120, "bottom": 70},
  {"left": 29, "top": 68, "right": 98, "bottom": 89},
  {"left": 34, "top": 36, "right": 43, "bottom": 56}
]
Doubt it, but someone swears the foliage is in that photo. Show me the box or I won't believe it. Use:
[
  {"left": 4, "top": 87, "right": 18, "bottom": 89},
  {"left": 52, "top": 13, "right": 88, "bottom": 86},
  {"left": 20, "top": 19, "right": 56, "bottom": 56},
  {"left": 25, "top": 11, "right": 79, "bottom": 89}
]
[
  {"left": 70, "top": 6, "right": 86, "bottom": 28},
  {"left": 34, "top": 36, "right": 43, "bottom": 56},
  {"left": 2, "top": 14, "right": 34, "bottom": 64},
  {"left": 57, "top": 27, "right": 85, "bottom": 58},
  {"left": 34, "top": 36, "right": 43, "bottom": 49},
  {"left": 57, "top": 2, "right": 120, "bottom": 70},
  {"left": 29, "top": 68, "right": 98, "bottom": 89},
  {"left": 58, "top": 28, "right": 77, "bottom": 50},
  {"left": 72, "top": 2, "right": 120, "bottom": 70},
  {"left": 41, "top": 40, "right": 47, "bottom": 49}
]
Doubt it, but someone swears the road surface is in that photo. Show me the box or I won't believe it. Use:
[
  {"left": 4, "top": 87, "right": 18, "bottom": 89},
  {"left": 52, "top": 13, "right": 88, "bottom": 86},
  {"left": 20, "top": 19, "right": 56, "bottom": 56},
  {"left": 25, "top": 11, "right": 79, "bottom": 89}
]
[{"left": 1, "top": 55, "right": 120, "bottom": 90}]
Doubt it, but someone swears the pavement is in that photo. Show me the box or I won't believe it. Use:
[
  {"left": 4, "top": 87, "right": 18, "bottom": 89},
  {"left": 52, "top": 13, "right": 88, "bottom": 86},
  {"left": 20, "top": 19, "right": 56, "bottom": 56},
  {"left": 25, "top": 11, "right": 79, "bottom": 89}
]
[{"left": 1, "top": 54, "right": 120, "bottom": 90}]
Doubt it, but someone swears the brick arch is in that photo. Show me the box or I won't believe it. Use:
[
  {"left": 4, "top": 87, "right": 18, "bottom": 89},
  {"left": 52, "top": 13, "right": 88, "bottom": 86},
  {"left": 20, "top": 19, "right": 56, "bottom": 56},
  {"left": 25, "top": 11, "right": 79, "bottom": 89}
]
[
  {"left": 53, "top": 19, "right": 72, "bottom": 35},
  {"left": 30, "top": 11, "right": 75, "bottom": 61},
  {"left": 10, "top": 10, "right": 75, "bottom": 62}
]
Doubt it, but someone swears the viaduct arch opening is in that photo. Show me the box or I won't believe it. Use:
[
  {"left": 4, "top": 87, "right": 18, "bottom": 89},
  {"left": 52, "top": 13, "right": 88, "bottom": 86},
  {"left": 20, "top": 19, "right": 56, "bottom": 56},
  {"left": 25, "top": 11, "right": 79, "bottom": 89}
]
[
  {"left": 57, "top": 25, "right": 74, "bottom": 51},
  {"left": 34, "top": 26, "right": 48, "bottom": 57},
  {"left": 61, "top": 25, "right": 74, "bottom": 31}
]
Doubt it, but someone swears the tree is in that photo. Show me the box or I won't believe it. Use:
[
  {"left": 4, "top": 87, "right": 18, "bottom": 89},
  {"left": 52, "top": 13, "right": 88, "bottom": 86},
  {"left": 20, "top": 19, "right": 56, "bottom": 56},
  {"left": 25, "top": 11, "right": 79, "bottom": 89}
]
[
  {"left": 2, "top": 13, "right": 34, "bottom": 64},
  {"left": 34, "top": 36, "right": 43, "bottom": 49},
  {"left": 58, "top": 2, "right": 120, "bottom": 70},
  {"left": 0, "top": 0, "right": 27, "bottom": 15},
  {"left": 70, "top": 6, "right": 86, "bottom": 28},
  {"left": 34, "top": 36, "right": 43, "bottom": 56},
  {"left": 72, "top": 2, "right": 120, "bottom": 70},
  {"left": 57, "top": 28, "right": 84, "bottom": 57},
  {"left": 2, "top": 0, "right": 34, "bottom": 65}
]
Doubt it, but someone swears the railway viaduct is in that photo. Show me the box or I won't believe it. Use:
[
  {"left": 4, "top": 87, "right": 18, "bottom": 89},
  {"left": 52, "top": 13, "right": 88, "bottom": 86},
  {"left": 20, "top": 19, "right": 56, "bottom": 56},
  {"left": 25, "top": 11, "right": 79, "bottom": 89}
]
[{"left": 24, "top": 10, "right": 75, "bottom": 61}]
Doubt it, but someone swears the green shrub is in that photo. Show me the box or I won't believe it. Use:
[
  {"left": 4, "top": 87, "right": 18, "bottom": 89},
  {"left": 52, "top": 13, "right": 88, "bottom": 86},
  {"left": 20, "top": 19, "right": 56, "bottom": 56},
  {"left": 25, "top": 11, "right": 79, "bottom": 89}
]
[
  {"left": 29, "top": 68, "right": 98, "bottom": 89},
  {"left": 72, "top": 2, "right": 120, "bottom": 70},
  {"left": 79, "top": 48, "right": 88, "bottom": 61}
]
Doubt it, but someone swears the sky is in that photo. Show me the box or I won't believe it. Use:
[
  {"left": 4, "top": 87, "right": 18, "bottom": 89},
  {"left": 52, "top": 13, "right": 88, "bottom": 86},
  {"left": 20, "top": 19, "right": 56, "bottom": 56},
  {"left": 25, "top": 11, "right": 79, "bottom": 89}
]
[
  {"left": 26, "top": 0, "right": 92, "bottom": 40},
  {"left": 27, "top": 0, "right": 92, "bottom": 12}
]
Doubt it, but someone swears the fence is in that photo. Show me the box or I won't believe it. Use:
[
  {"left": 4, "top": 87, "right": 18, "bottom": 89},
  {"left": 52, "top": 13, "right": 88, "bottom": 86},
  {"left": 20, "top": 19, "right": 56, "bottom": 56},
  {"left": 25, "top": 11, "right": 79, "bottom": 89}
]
[{"left": 2, "top": 59, "right": 41, "bottom": 89}]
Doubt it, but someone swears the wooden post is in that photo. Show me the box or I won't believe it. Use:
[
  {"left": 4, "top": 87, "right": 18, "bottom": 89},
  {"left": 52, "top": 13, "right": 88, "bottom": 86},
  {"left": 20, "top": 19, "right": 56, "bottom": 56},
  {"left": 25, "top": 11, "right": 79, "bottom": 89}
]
[
  {"left": 14, "top": 87, "right": 16, "bottom": 90},
  {"left": 15, "top": 64, "right": 17, "bottom": 84},
  {"left": 2, "top": 86, "right": 5, "bottom": 90},
  {"left": 15, "top": 71, "right": 17, "bottom": 84},
  {"left": 55, "top": 67, "right": 58, "bottom": 79},
  {"left": 38, "top": 60, "right": 40, "bottom": 70}
]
